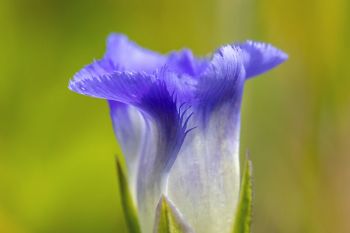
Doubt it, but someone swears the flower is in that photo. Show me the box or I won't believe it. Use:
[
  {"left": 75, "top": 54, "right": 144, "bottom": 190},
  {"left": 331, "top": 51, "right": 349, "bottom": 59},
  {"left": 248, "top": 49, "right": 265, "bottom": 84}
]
[{"left": 69, "top": 33, "right": 287, "bottom": 233}]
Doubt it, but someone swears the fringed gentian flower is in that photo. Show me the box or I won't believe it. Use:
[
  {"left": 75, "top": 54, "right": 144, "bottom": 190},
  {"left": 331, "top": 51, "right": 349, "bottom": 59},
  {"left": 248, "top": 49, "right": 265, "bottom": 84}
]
[{"left": 69, "top": 34, "right": 287, "bottom": 233}]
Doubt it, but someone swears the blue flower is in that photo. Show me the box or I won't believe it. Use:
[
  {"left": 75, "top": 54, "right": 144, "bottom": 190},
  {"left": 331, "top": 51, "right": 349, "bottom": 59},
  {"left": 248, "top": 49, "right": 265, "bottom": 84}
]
[{"left": 69, "top": 33, "right": 287, "bottom": 233}]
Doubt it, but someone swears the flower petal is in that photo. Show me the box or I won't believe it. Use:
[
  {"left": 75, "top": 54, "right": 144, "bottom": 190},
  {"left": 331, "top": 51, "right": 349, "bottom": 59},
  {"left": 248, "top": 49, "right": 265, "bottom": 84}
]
[
  {"left": 105, "top": 33, "right": 166, "bottom": 73},
  {"left": 109, "top": 101, "right": 146, "bottom": 202},
  {"left": 72, "top": 34, "right": 166, "bottom": 86},
  {"left": 166, "top": 49, "right": 209, "bottom": 76},
  {"left": 69, "top": 70, "right": 193, "bottom": 233},
  {"left": 167, "top": 45, "right": 245, "bottom": 233},
  {"left": 237, "top": 40, "right": 288, "bottom": 79},
  {"left": 134, "top": 75, "right": 193, "bottom": 233}
]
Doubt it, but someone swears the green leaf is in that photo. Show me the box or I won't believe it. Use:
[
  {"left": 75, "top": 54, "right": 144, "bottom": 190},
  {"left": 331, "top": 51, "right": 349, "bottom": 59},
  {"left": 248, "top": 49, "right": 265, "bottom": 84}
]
[
  {"left": 115, "top": 156, "right": 142, "bottom": 233},
  {"left": 232, "top": 158, "right": 254, "bottom": 233},
  {"left": 154, "top": 195, "right": 194, "bottom": 233}
]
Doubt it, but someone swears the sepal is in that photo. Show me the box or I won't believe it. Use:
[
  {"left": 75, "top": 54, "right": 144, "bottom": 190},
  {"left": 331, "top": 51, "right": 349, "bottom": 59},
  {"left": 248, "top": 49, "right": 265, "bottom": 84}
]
[
  {"left": 116, "top": 156, "right": 142, "bottom": 233},
  {"left": 232, "top": 158, "right": 254, "bottom": 233},
  {"left": 154, "top": 195, "right": 194, "bottom": 233}
]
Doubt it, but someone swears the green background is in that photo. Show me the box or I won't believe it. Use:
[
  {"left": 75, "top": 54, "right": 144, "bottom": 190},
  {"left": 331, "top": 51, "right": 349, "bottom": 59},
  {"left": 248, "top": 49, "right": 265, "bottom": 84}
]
[{"left": 0, "top": 0, "right": 349, "bottom": 232}]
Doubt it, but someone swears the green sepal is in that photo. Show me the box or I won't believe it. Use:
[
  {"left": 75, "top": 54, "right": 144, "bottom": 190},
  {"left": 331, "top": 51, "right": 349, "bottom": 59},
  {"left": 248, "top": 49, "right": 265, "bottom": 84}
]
[
  {"left": 232, "top": 158, "right": 254, "bottom": 233},
  {"left": 115, "top": 156, "right": 142, "bottom": 233},
  {"left": 154, "top": 195, "right": 194, "bottom": 233}
]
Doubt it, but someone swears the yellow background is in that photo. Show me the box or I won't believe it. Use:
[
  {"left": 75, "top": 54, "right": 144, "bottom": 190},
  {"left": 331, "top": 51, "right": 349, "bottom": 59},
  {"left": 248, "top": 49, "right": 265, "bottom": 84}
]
[{"left": 0, "top": 0, "right": 349, "bottom": 232}]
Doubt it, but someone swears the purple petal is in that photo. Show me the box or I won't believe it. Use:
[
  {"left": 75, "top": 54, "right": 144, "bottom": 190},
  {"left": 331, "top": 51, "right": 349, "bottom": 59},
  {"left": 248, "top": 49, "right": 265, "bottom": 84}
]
[
  {"left": 69, "top": 70, "right": 192, "bottom": 174},
  {"left": 73, "top": 34, "right": 166, "bottom": 84},
  {"left": 237, "top": 40, "right": 288, "bottom": 79},
  {"left": 72, "top": 59, "right": 117, "bottom": 83},
  {"left": 195, "top": 45, "right": 246, "bottom": 125},
  {"left": 134, "top": 74, "right": 193, "bottom": 233},
  {"left": 167, "top": 45, "right": 245, "bottom": 233},
  {"left": 166, "top": 49, "right": 209, "bottom": 76},
  {"left": 105, "top": 33, "right": 166, "bottom": 73},
  {"left": 69, "top": 70, "right": 193, "bottom": 233},
  {"left": 69, "top": 71, "right": 153, "bottom": 103}
]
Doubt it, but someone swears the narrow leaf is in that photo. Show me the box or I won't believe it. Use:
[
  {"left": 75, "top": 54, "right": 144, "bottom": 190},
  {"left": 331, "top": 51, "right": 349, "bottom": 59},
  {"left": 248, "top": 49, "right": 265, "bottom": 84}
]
[
  {"left": 116, "top": 156, "right": 141, "bottom": 233},
  {"left": 154, "top": 195, "right": 194, "bottom": 233},
  {"left": 232, "top": 158, "right": 254, "bottom": 233}
]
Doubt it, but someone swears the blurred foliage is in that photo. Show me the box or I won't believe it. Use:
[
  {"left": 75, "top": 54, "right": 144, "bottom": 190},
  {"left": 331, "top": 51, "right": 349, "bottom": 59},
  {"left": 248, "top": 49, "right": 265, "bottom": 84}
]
[{"left": 0, "top": 0, "right": 349, "bottom": 233}]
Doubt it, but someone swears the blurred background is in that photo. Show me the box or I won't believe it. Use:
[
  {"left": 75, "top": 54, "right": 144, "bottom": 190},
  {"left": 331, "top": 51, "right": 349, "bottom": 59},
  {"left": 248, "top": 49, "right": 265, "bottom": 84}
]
[{"left": 0, "top": 0, "right": 349, "bottom": 232}]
